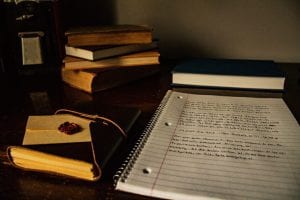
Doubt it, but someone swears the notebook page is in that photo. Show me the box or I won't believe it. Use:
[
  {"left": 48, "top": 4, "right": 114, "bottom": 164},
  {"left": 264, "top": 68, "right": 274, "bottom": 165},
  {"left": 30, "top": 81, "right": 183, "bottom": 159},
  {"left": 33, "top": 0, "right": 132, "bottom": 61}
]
[{"left": 116, "top": 91, "right": 300, "bottom": 200}]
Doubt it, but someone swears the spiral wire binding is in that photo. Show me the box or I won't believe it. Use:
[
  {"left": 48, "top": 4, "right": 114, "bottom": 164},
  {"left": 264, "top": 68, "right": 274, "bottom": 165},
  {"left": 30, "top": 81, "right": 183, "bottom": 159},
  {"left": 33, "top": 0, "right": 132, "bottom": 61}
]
[{"left": 113, "top": 91, "right": 172, "bottom": 187}]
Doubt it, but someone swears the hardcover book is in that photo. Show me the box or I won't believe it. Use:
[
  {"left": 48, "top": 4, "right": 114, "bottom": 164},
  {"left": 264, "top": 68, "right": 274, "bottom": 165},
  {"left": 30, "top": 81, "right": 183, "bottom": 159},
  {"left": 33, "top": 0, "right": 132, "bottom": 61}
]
[
  {"left": 172, "top": 59, "right": 285, "bottom": 90},
  {"left": 61, "top": 65, "right": 160, "bottom": 93},
  {"left": 65, "top": 25, "right": 153, "bottom": 47},
  {"left": 63, "top": 50, "right": 160, "bottom": 70},
  {"left": 65, "top": 41, "right": 158, "bottom": 61},
  {"left": 0, "top": 106, "right": 141, "bottom": 181}
]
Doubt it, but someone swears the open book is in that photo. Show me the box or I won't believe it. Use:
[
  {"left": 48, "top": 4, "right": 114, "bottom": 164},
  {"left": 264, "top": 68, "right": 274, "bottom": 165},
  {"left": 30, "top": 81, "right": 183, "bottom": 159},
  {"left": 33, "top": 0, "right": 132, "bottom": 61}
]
[{"left": 114, "top": 90, "right": 300, "bottom": 200}]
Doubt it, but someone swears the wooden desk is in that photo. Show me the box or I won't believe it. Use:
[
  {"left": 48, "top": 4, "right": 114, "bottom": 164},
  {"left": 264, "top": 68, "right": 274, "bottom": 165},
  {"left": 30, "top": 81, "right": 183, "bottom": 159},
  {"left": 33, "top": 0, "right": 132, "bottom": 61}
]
[{"left": 0, "top": 63, "right": 299, "bottom": 200}]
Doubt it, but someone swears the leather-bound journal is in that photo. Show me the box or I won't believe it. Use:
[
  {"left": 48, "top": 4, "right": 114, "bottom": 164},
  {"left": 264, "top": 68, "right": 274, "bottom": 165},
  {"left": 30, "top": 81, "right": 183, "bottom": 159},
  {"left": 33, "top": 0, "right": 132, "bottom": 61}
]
[{"left": 0, "top": 106, "right": 141, "bottom": 181}]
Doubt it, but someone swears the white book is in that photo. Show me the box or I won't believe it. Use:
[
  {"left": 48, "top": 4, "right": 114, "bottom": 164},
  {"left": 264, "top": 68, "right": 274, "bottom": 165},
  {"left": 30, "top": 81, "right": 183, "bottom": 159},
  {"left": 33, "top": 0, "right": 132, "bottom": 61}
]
[
  {"left": 114, "top": 90, "right": 300, "bottom": 200},
  {"left": 65, "top": 41, "right": 158, "bottom": 61}
]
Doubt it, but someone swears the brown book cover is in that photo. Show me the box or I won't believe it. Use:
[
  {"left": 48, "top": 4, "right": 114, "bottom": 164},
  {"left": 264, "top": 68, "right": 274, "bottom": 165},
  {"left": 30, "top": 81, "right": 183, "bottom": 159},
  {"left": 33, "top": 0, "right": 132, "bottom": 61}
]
[
  {"left": 65, "top": 25, "right": 153, "bottom": 46},
  {"left": 0, "top": 106, "right": 141, "bottom": 181},
  {"left": 64, "top": 41, "right": 158, "bottom": 61},
  {"left": 61, "top": 65, "right": 161, "bottom": 93},
  {"left": 63, "top": 50, "right": 160, "bottom": 70}
]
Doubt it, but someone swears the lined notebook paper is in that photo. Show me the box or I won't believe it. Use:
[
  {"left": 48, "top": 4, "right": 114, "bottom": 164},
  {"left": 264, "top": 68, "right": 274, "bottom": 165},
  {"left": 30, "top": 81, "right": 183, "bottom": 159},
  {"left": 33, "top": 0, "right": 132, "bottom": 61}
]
[{"left": 115, "top": 91, "right": 300, "bottom": 200}]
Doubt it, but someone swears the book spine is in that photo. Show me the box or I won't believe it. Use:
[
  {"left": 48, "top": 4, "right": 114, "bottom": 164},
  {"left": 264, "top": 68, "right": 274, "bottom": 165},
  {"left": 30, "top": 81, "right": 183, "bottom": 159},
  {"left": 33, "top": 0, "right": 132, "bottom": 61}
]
[{"left": 113, "top": 90, "right": 172, "bottom": 186}]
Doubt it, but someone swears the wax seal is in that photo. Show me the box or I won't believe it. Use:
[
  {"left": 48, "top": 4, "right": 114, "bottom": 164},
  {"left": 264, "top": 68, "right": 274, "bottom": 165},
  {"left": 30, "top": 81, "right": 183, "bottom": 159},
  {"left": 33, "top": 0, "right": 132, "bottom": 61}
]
[{"left": 58, "top": 122, "right": 82, "bottom": 135}]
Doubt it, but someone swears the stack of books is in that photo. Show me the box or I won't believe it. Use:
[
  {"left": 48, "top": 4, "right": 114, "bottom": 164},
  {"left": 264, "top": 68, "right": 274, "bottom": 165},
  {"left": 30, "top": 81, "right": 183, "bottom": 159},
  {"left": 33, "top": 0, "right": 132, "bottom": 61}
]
[{"left": 61, "top": 25, "right": 160, "bottom": 93}]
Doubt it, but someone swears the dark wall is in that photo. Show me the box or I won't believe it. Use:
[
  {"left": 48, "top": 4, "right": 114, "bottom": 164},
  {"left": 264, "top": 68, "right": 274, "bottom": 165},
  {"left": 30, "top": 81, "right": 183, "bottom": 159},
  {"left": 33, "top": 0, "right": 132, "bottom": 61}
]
[
  {"left": 114, "top": 0, "right": 300, "bottom": 62},
  {"left": 57, "top": 0, "right": 300, "bottom": 62},
  {"left": 61, "top": 0, "right": 116, "bottom": 29},
  {"left": 2, "top": 0, "right": 300, "bottom": 63}
]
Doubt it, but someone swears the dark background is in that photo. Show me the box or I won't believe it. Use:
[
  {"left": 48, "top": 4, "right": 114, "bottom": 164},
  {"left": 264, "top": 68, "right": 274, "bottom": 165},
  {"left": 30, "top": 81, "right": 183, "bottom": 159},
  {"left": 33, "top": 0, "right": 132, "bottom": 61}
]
[
  {"left": 0, "top": 0, "right": 299, "bottom": 113},
  {"left": 1, "top": 0, "right": 300, "bottom": 73}
]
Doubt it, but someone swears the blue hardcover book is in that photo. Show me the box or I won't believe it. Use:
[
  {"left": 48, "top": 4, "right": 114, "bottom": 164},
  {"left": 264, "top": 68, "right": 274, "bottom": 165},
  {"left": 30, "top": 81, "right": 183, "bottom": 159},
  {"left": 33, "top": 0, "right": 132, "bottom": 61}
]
[{"left": 172, "top": 59, "right": 285, "bottom": 90}]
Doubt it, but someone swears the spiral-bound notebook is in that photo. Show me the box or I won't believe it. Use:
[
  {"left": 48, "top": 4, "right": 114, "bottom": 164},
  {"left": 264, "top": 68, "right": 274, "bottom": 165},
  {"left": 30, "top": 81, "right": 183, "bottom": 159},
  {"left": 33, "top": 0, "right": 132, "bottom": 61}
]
[{"left": 114, "top": 90, "right": 300, "bottom": 200}]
